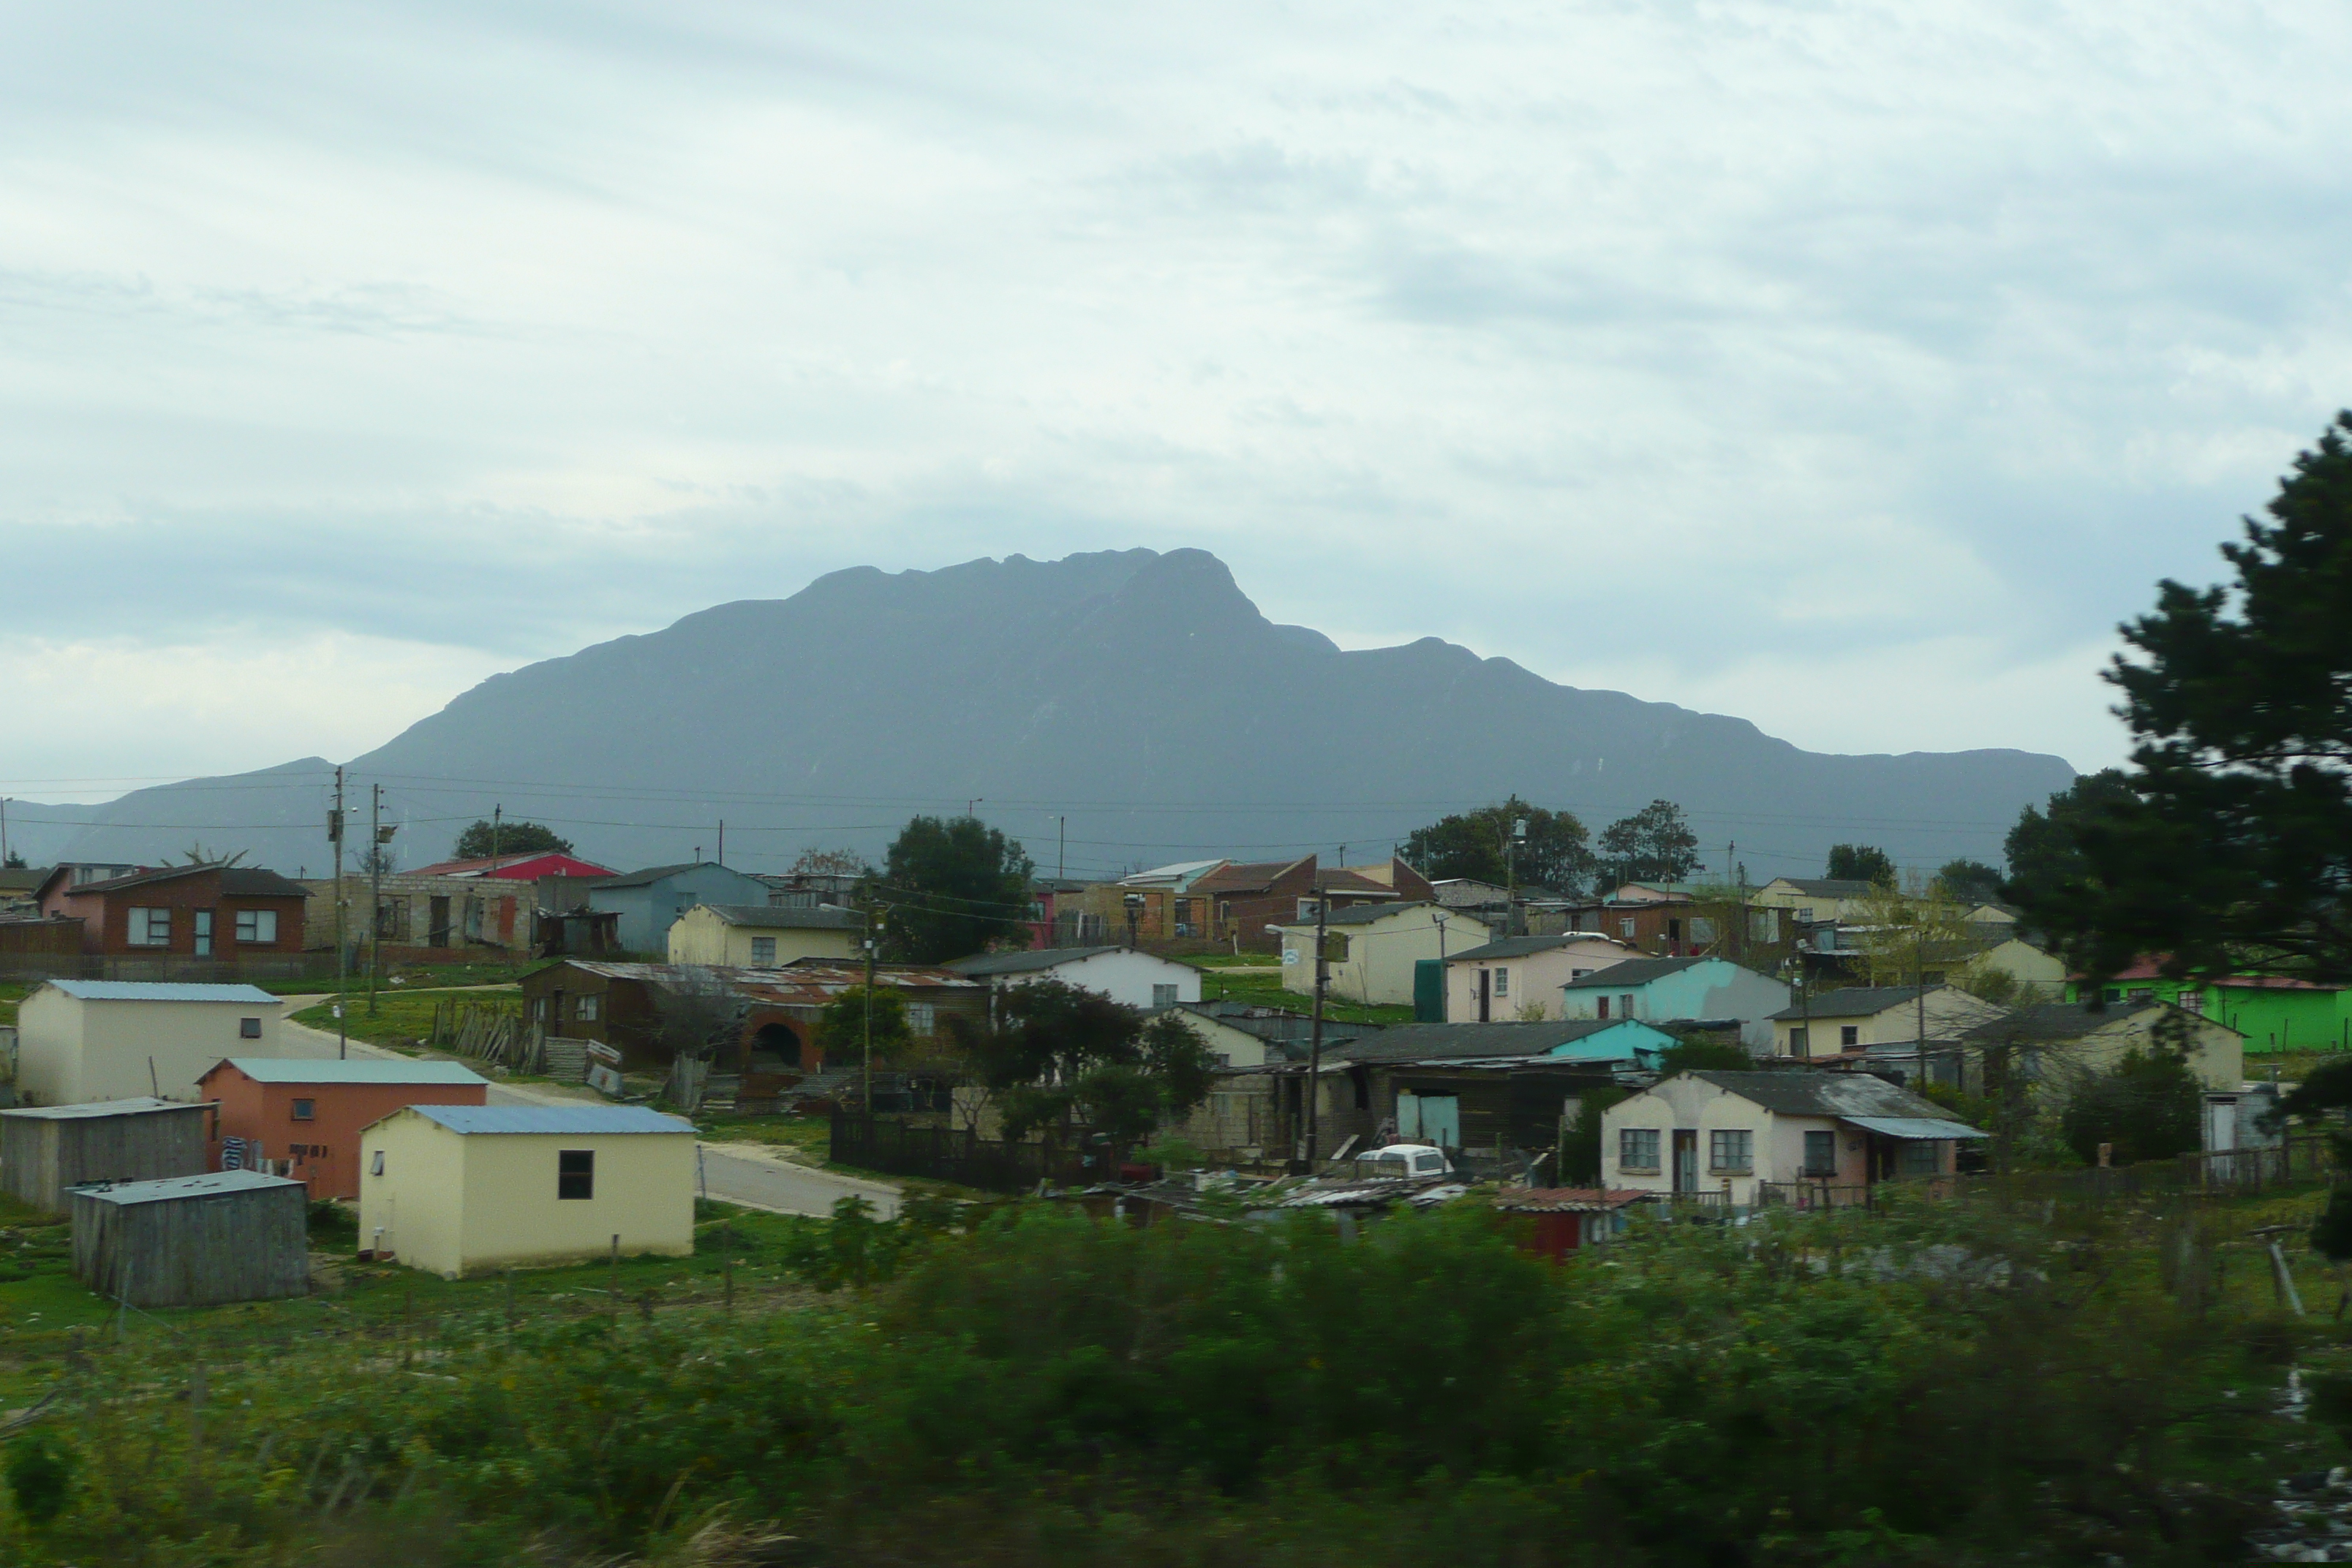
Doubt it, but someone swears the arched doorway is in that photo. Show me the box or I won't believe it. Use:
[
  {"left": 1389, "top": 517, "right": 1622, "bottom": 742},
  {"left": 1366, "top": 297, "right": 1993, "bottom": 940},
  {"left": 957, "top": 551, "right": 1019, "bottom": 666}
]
[{"left": 746, "top": 1021, "right": 804, "bottom": 1073}]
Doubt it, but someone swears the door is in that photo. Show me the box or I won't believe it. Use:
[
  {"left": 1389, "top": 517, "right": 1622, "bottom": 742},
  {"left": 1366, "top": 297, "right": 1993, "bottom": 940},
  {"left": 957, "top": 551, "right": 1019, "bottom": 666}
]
[
  {"left": 1414, "top": 960, "right": 1444, "bottom": 1022},
  {"left": 1477, "top": 969, "right": 1492, "bottom": 1022},
  {"left": 192, "top": 910, "right": 214, "bottom": 957},
  {"left": 1672, "top": 1130, "right": 1699, "bottom": 1194},
  {"left": 429, "top": 897, "right": 453, "bottom": 948},
  {"left": 1417, "top": 1094, "right": 1460, "bottom": 1150}
]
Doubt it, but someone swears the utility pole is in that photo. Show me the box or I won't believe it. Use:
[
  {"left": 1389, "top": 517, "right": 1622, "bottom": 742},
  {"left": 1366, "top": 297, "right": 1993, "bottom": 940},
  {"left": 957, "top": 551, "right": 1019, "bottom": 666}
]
[
  {"left": 0, "top": 794, "right": 10, "bottom": 866},
  {"left": 367, "top": 784, "right": 388, "bottom": 1017},
  {"left": 1433, "top": 911, "right": 1450, "bottom": 1022},
  {"left": 717, "top": 819, "right": 725, "bottom": 867},
  {"left": 490, "top": 804, "right": 501, "bottom": 862},
  {"left": 1302, "top": 884, "right": 1330, "bottom": 1171},
  {"left": 862, "top": 900, "right": 885, "bottom": 1117},
  {"left": 1057, "top": 815, "right": 1066, "bottom": 881},
  {"left": 329, "top": 768, "right": 347, "bottom": 1060}
]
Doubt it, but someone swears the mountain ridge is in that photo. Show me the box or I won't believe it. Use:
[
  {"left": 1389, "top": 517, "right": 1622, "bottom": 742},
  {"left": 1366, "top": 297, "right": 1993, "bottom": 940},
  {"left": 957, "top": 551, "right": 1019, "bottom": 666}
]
[{"left": 12, "top": 549, "right": 2074, "bottom": 883}]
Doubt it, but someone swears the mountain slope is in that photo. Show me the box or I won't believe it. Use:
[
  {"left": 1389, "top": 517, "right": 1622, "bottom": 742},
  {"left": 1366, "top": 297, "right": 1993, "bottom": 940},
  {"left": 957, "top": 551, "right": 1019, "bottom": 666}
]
[{"left": 31, "top": 549, "right": 2075, "bottom": 882}]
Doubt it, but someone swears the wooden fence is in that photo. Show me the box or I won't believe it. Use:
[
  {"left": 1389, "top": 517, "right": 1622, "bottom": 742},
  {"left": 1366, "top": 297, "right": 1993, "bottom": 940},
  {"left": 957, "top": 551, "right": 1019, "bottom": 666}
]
[{"left": 426, "top": 1000, "right": 583, "bottom": 1078}]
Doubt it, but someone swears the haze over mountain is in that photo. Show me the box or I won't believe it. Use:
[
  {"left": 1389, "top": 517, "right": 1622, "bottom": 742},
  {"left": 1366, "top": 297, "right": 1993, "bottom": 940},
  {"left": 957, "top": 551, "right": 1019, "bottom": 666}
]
[{"left": 10, "top": 550, "right": 2076, "bottom": 886}]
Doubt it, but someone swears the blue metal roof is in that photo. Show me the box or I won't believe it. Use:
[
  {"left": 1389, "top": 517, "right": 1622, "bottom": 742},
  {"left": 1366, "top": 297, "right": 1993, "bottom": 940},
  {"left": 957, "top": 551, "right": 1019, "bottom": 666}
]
[
  {"left": 49, "top": 980, "right": 279, "bottom": 1004},
  {"left": 209, "top": 1057, "right": 485, "bottom": 1086},
  {"left": 401, "top": 1104, "right": 692, "bottom": 1137},
  {"left": 74, "top": 1169, "right": 305, "bottom": 1205}
]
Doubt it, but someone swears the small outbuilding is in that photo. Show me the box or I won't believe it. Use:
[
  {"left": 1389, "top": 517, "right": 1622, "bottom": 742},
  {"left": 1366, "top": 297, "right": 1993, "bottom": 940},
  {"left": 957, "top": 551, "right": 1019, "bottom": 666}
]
[
  {"left": 946, "top": 945, "right": 1203, "bottom": 1012},
  {"left": 0, "top": 1098, "right": 209, "bottom": 1215},
  {"left": 15, "top": 980, "right": 284, "bottom": 1105},
  {"left": 199, "top": 1057, "right": 490, "bottom": 1199},
  {"left": 359, "top": 1104, "right": 696, "bottom": 1278},
  {"left": 72, "top": 1169, "right": 311, "bottom": 1308},
  {"left": 1493, "top": 1188, "right": 1651, "bottom": 1259}
]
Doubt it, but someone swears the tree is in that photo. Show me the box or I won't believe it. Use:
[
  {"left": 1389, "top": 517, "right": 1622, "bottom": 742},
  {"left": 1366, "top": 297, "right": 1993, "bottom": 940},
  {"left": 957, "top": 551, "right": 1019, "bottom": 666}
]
[
  {"left": 946, "top": 979, "right": 1217, "bottom": 1152},
  {"left": 791, "top": 848, "right": 874, "bottom": 878},
  {"left": 1824, "top": 844, "right": 1896, "bottom": 886},
  {"left": 2000, "top": 770, "right": 2135, "bottom": 919},
  {"left": 652, "top": 967, "right": 747, "bottom": 1113},
  {"left": 1655, "top": 1033, "right": 1753, "bottom": 1074},
  {"left": 2, "top": 849, "right": 26, "bottom": 869},
  {"left": 813, "top": 985, "right": 912, "bottom": 1066},
  {"left": 2011, "top": 415, "right": 2352, "bottom": 985},
  {"left": 2058, "top": 1048, "right": 2202, "bottom": 1166},
  {"left": 1559, "top": 1083, "right": 1632, "bottom": 1184},
  {"left": 1935, "top": 858, "right": 2006, "bottom": 908},
  {"left": 881, "top": 815, "right": 1034, "bottom": 964},
  {"left": 1403, "top": 798, "right": 1596, "bottom": 894},
  {"left": 454, "top": 818, "right": 573, "bottom": 860},
  {"left": 1596, "top": 800, "right": 1700, "bottom": 884},
  {"left": 1847, "top": 881, "right": 1975, "bottom": 990}
]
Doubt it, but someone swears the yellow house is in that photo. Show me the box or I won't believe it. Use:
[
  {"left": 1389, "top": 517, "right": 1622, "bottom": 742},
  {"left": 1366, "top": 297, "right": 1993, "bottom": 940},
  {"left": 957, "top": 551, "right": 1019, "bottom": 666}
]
[
  {"left": 1769, "top": 984, "right": 2006, "bottom": 1058},
  {"left": 1274, "top": 902, "right": 1493, "bottom": 1008},
  {"left": 1959, "top": 999, "right": 2244, "bottom": 1093},
  {"left": 1751, "top": 878, "right": 1880, "bottom": 925},
  {"left": 358, "top": 1104, "right": 696, "bottom": 1278},
  {"left": 15, "top": 981, "right": 284, "bottom": 1105},
  {"left": 666, "top": 903, "right": 862, "bottom": 967}
]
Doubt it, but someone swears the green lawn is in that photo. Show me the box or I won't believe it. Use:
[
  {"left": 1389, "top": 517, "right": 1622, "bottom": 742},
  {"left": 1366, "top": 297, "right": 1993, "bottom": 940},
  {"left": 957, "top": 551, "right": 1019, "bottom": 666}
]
[
  {"left": 1195, "top": 965, "right": 1416, "bottom": 1026},
  {"left": 249, "top": 958, "right": 541, "bottom": 997},
  {"left": 0, "top": 979, "right": 26, "bottom": 1027},
  {"left": 288, "top": 986, "right": 521, "bottom": 1052}
]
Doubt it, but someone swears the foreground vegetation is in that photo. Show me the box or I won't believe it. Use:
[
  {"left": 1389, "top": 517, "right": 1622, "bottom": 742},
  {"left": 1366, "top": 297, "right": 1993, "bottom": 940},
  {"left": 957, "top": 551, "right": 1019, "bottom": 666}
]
[{"left": 3, "top": 1179, "right": 2346, "bottom": 1566}]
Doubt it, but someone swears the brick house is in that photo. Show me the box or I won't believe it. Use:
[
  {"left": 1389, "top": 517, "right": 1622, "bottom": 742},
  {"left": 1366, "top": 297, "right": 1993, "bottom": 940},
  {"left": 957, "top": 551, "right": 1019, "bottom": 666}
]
[
  {"left": 1192, "top": 856, "right": 1437, "bottom": 953},
  {"left": 199, "top": 1057, "right": 489, "bottom": 1199},
  {"left": 39, "top": 864, "right": 308, "bottom": 960}
]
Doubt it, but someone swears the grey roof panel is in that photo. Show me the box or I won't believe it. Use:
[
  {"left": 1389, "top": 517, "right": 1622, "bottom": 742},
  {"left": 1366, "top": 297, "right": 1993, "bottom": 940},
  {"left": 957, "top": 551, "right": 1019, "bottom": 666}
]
[
  {"left": 1444, "top": 934, "right": 1600, "bottom": 963},
  {"left": 1, "top": 1097, "right": 203, "bottom": 1121},
  {"left": 1842, "top": 1115, "right": 1989, "bottom": 1140},
  {"left": 75, "top": 1169, "right": 304, "bottom": 1205},
  {"left": 1768, "top": 985, "right": 1930, "bottom": 1022},
  {"left": 591, "top": 862, "right": 713, "bottom": 889},
  {"left": 1327, "top": 1019, "right": 1652, "bottom": 1064},
  {"left": 1684, "top": 1069, "right": 1959, "bottom": 1122},
  {"left": 702, "top": 904, "right": 861, "bottom": 931},
  {"left": 210, "top": 1058, "right": 486, "bottom": 1086},
  {"left": 402, "top": 1105, "right": 693, "bottom": 1136},
  {"left": 1560, "top": 955, "right": 1711, "bottom": 990},
  {"left": 49, "top": 980, "right": 280, "bottom": 1004},
  {"left": 947, "top": 946, "right": 1125, "bottom": 976},
  {"left": 1957, "top": 998, "right": 2185, "bottom": 1042}
]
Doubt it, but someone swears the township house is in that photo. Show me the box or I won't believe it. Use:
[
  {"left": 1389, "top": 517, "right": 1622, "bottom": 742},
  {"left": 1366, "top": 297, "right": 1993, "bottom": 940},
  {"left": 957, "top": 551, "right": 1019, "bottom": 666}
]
[
  {"left": 1278, "top": 902, "right": 1492, "bottom": 1009},
  {"left": 2065, "top": 959, "right": 2352, "bottom": 1055},
  {"left": 1088, "top": 855, "right": 1437, "bottom": 951},
  {"left": 359, "top": 1104, "right": 696, "bottom": 1278},
  {"left": 589, "top": 862, "right": 774, "bottom": 953},
  {"left": 1604, "top": 1070, "right": 1985, "bottom": 1204},
  {"left": 1558, "top": 956, "right": 1791, "bottom": 1050},
  {"left": 519, "top": 957, "right": 987, "bottom": 1076},
  {"left": 1441, "top": 932, "right": 1632, "bottom": 1022},
  {"left": 1959, "top": 999, "right": 2245, "bottom": 1094},
  {"left": 199, "top": 1057, "right": 489, "bottom": 1198},
  {"left": 15, "top": 980, "right": 284, "bottom": 1105},
  {"left": 37, "top": 864, "right": 307, "bottom": 961},
  {"left": 666, "top": 904, "right": 862, "bottom": 967},
  {"left": 946, "top": 946, "right": 1202, "bottom": 1012},
  {"left": 1750, "top": 878, "right": 1882, "bottom": 926},
  {"left": 1770, "top": 984, "right": 2006, "bottom": 1066}
]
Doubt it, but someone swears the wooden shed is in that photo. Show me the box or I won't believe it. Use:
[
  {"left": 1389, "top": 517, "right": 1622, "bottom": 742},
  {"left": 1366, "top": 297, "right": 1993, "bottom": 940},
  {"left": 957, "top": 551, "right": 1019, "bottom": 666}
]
[
  {"left": 72, "top": 1169, "right": 311, "bottom": 1308},
  {"left": 1, "top": 1098, "right": 209, "bottom": 1215}
]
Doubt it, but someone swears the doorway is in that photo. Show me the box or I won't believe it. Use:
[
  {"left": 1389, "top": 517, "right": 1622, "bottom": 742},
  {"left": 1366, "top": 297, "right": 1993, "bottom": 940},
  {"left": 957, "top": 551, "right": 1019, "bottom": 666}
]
[{"left": 1672, "top": 1130, "right": 1699, "bottom": 1194}]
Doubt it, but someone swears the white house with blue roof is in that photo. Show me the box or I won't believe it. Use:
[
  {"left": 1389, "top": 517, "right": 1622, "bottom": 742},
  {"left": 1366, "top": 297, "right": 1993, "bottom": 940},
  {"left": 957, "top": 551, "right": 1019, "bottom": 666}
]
[
  {"left": 15, "top": 979, "right": 284, "bottom": 1106},
  {"left": 589, "top": 862, "right": 775, "bottom": 954},
  {"left": 358, "top": 1103, "right": 696, "bottom": 1278}
]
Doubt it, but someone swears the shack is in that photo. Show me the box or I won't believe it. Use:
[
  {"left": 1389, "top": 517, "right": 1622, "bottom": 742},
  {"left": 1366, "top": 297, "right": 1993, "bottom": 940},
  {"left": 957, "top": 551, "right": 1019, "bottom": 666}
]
[
  {"left": 358, "top": 1104, "right": 696, "bottom": 1278},
  {"left": 198, "top": 1057, "right": 489, "bottom": 1199},
  {"left": 0, "top": 1098, "right": 209, "bottom": 1215},
  {"left": 1492, "top": 1187, "right": 1651, "bottom": 1259},
  {"left": 72, "top": 1169, "right": 311, "bottom": 1308}
]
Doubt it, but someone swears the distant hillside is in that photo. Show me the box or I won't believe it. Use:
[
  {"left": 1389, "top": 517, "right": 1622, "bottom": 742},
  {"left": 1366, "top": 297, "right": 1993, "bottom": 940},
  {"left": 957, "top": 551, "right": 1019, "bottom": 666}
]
[{"left": 19, "top": 549, "right": 2075, "bottom": 883}]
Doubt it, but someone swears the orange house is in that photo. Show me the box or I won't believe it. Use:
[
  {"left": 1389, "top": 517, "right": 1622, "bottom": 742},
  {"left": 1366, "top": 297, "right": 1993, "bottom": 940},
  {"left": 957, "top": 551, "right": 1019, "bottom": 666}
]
[{"left": 199, "top": 1058, "right": 489, "bottom": 1199}]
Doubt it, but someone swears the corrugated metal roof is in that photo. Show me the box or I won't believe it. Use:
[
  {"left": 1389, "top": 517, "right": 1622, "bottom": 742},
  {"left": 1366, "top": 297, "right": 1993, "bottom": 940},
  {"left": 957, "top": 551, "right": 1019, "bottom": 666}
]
[
  {"left": 75, "top": 1169, "right": 304, "bottom": 1205},
  {"left": 399, "top": 1104, "right": 693, "bottom": 1136},
  {"left": 1, "top": 1096, "right": 202, "bottom": 1121},
  {"left": 701, "top": 903, "right": 860, "bottom": 931},
  {"left": 1560, "top": 955, "right": 1714, "bottom": 990},
  {"left": 1768, "top": 985, "right": 1932, "bottom": 1021},
  {"left": 49, "top": 980, "right": 280, "bottom": 1004},
  {"left": 947, "top": 946, "right": 1126, "bottom": 976},
  {"left": 1492, "top": 1187, "right": 1652, "bottom": 1213},
  {"left": 208, "top": 1058, "right": 486, "bottom": 1086},
  {"left": 1685, "top": 1069, "right": 1962, "bottom": 1123},
  {"left": 1841, "top": 1115, "right": 1990, "bottom": 1140},
  {"left": 1445, "top": 932, "right": 1618, "bottom": 963}
]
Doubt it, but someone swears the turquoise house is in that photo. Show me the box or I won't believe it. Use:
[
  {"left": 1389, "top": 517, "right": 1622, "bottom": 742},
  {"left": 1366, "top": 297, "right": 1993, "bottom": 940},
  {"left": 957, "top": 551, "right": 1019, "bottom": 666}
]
[{"left": 1559, "top": 956, "right": 1792, "bottom": 1052}]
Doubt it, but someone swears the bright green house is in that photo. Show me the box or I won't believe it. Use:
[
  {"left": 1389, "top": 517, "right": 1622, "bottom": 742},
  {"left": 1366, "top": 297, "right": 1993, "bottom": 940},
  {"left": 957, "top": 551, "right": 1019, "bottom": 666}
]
[{"left": 2065, "top": 960, "right": 2352, "bottom": 1055}]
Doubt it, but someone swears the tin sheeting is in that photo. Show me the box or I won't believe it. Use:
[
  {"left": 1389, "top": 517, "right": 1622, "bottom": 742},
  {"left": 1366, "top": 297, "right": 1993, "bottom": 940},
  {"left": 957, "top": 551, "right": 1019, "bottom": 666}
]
[{"left": 1840, "top": 1115, "right": 1989, "bottom": 1140}]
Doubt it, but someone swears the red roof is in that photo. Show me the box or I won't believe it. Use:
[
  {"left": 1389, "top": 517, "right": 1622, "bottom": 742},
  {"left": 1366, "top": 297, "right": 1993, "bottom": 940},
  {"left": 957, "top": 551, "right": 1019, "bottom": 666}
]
[
  {"left": 410, "top": 853, "right": 617, "bottom": 880},
  {"left": 2076, "top": 954, "right": 2339, "bottom": 991}
]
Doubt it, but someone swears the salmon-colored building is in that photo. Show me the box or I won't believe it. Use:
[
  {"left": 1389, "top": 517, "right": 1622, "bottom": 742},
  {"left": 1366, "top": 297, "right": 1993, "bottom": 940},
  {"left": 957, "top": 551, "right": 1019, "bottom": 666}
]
[{"left": 199, "top": 1058, "right": 489, "bottom": 1199}]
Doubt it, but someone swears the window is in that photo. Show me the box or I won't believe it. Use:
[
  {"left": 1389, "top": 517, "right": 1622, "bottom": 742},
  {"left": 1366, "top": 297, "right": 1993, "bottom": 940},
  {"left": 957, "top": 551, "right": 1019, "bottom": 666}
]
[
  {"left": 575, "top": 995, "right": 600, "bottom": 1021},
  {"left": 1796, "top": 907, "right": 1815, "bottom": 923},
  {"left": 2180, "top": 992, "right": 2204, "bottom": 1015},
  {"left": 370, "top": 1150, "right": 385, "bottom": 1177},
  {"left": 1708, "top": 1129, "right": 1752, "bottom": 1172},
  {"left": 1898, "top": 1140, "right": 1941, "bottom": 1178},
  {"left": 1618, "top": 1128, "right": 1660, "bottom": 1172},
  {"left": 1413, "top": 1152, "right": 1444, "bottom": 1174},
  {"left": 1494, "top": 968, "right": 1509, "bottom": 998},
  {"left": 1297, "top": 898, "right": 1322, "bottom": 921},
  {"left": 240, "top": 1017, "right": 263, "bottom": 1039},
  {"left": 1619, "top": 995, "right": 1636, "bottom": 1019},
  {"left": 1569, "top": 968, "right": 1592, "bottom": 981},
  {"left": 1151, "top": 983, "right": 1178, "bottom": 1007},
  {"left": 235, "top": 908, "right": 279, "bottom": 943},
  {"left": 750, "top": 936, "right": 777, "bottom": 965},
  {"left": 192, "top": 910, "right": 213, "bottom": 956},
  {"left": 291, "top": 1098, "right": 316, "bottom": 1121},
  {"left": 906, "top": 1003, "right": 936, "bottom": 1036},
  {"left": 1667, "top": 919, "right": 1681, "bottom": 942},
  {"left": 1801, "top": 1131, "right": 1836, "bottom": 1177},
  {"left": 1619, "top": 917, "right": 1636, "bottom": 938},
  {"left": 1839, "top": 1025, "right": 1859, "bottom": 1047},
  {"left": 127, "top": 907, "right": 171, "bottom": 946},
  {"left": 1596, "top": 996, "right": 1610, "bottom": 1019},
  {"left": 558, "top": 1150, "right": 595, "bottom": 1200},
  {"left": 1788, "top": 1026, "right": 1809, "bottom": 1057},
  {"left": 1689, "top": 917, "right": 1716, "bottom": 946}
]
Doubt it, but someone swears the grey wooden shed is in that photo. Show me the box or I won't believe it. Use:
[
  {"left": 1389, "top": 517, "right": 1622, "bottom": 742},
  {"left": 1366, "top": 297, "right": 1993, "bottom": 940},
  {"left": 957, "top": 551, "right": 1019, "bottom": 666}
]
[
  {"left": 1, "top": 1098, "right": 208, "bottom": 1215},
  {"left": 72, "top": 1169, "right": 310, "bottom": 1308}
]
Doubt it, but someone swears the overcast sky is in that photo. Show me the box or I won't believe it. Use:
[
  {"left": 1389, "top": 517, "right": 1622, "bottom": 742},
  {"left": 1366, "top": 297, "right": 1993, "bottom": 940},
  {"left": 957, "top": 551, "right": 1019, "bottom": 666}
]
[{"left": 5, "top": 0, "right": 2348, "bottom": 802}]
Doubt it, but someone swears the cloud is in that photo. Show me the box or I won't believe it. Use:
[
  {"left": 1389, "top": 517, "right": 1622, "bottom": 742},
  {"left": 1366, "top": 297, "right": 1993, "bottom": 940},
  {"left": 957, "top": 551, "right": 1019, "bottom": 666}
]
[{"left": 1, "top": 0, "right": 2345, "bottom": 787}]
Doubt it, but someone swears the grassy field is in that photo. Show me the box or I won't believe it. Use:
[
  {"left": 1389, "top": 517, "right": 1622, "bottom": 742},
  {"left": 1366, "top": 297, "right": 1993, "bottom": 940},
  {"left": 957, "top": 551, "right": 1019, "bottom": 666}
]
[
  {"left": 249, "top": 958, "right": 543, "bottom": 996},
  {"left": 0, "top": 979, "right": 26, "bottom": 1027},
  {"left": 287, "top": 987, "right": 522, "bottom": 1052},
  {"left": 1192, "top": 964, "right": 1417, "bottom": 1026}
]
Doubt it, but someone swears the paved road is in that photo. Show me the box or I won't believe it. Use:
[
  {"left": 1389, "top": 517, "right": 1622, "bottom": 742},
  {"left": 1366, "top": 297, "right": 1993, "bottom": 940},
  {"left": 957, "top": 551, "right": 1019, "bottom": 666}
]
[{"left": 274, "top": 1000, "right": 899, "bottom": 1218}]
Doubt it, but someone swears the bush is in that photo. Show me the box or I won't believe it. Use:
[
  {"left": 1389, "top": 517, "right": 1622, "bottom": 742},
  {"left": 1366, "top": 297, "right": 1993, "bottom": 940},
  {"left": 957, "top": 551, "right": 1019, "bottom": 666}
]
[
  {"left": 3, "top": 1433, "right": 75, "bottom": 1526},
  {"left": 2061, "top": 1048, "right": 2203, "bottom": 1166}
]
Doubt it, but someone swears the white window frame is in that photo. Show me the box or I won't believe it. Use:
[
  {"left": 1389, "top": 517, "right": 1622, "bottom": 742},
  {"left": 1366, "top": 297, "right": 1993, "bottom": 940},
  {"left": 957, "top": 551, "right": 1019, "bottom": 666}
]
[
  {"left": 1618, "top": 1128, "right": 1660, "bottom": 1172},
  {"left": 1708, "top": 1129, "right": 1752, "bottom": 1172},
  {"left": 575, "top": 995, "right": 600, "bottom": 1021},
  {"left": 906, "top": 1002, "right": 936, "bottom": 1036},
  {"left": 235, "top": 908, "right": 279, "bottom": 943},
  {"left": 126, "top": 907, "right": 171, "bottom": 947},
  {"left": 1494, "top": 968, "right": 1509, "bottom": 998},
  {"left": 749, "top": 936, "right": 777, "bottom": 965},
  {"left": 1150, "top": 983, "right": 1178, "bottom": 1007}
]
